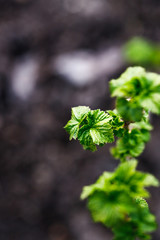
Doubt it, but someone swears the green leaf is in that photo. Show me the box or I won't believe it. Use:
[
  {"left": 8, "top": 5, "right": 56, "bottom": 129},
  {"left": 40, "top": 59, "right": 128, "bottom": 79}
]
[
  {"left": 113, "top": 160, "right": 158, "bottom": 198},
  {"left": 110, "top": 66, "right": 146, "bottom": 98},
  {"left": 81, "top": 160, "right": 159, "bottom": 238},
  {"left": 129, "top": 119, "right": 152, "bottom": 143},
  {"left": 81, "top": 159, "right": 159, "bottom": 205},
  {"left": 88, "top": 191, "right": 133, "bottom": 227},
  {"left": 107, "top": 110, "right": 125, "bottom": 137},
  {"left": 116, "top": 98, "right": 143, "bottom": 122},
  {"left": 140, "top": 92, "right": 160, "bottom": 114},
  {"left": 65, "top": 107, "right": 114, "bottom": 151},
  {"left": 110, "top": 66, "right": 160, "bottom": 115},
  {"left": 78, "top": 109, "right": 114, "bottom": 151},
  {"left": 135, "top": 197, "right": 148, "bottom": 209},
  {"left": 142, "top": 174, "right": 159, "bottom": 187},
  {"left": 111, "top": 129, "right": 146, "bottom": 161},
  {"left": 129, "top": 121, "right": 153, "bottom": 131},
  {"left": 78, "top": 125, "right": 97, "bottom": 151},
  {"left": 123, "top": 37, "right": 160, "bottom": 66},
  {"left": 81, "top": 172, "right": 113, "bottom": 200},
  {"left": 64, "top": 106, "right": 90, "bottom": 140},
  {"left": 107, "top": 110, "right": 124, "bottom": 127}
]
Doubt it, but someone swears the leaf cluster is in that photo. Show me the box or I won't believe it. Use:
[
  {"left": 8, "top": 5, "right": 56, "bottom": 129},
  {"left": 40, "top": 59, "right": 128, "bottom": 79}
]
[
  {"left": 123, "top": 37, "right": 160, "bottom": 67},
  {"left": 64, "top": 106, "right": 123, "bottom": 151},
  {"left": 110, "top": 67, "right": 160, "bottom": 121},
  {"left": 111, "top": 120, "right": 152, "bottom": 161},
  {"left": 81, "top": 160, "right": 159, "bottom": 240}
]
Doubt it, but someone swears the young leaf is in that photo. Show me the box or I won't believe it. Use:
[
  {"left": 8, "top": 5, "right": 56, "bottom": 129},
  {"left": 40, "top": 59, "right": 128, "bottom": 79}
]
[
  {"left": 116, "top": 98, "right": 143, "bottom": 122},
  {"left": 81, "top": 172, "right": 113, "bottom": 200},
  {"left": 110, "top": 66, "right": 160, "bottom": 115},
  {"left": 81, "top": 160, "right": 159, "bottom": 238},
  {"left": 77, "top": 109, "right": 114, "bottom": 151},
  {"left": 107, "top": 110, "right": 125, "bottom": 137},
  {"left": 110, "top": 66, "right": 146, "bottom": 98},
  {"left": 135, "top": 197, "right": 148, "bottom": 209},
  {"left": 88, "top": 191, "right": 133, "bottom": 227},
  {"left": 64, "top": 106, "right": 90, "bottom": 140},
  {"left": 111, "top": 129, "right": 146, "bottom": 161},
  {"left": 65, "top": 107, "right": 115, "bottom": 151}
]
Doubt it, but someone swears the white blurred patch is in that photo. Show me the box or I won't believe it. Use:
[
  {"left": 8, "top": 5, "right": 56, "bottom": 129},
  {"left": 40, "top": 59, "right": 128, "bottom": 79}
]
[
  {"left": 11, "top": 57, "right": 39, "bottom": 100},
  {"left": 64, "top": 0, "right": 108, "bottom": 16},
  {"left": 54, "top": 52, "right": 96, "bottom": 86},
  {"left": 54, "top": 47, "right": 122, "bottom": 87}
]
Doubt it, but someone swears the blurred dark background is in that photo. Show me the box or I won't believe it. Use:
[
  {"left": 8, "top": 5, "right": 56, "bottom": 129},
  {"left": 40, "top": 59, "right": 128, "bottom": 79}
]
[{"left": 0, "top": 0, "right": 160, "bottom": 239}]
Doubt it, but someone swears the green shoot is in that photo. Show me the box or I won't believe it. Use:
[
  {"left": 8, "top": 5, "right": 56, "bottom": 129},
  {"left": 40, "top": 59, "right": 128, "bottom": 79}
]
[{"left": 64, "top": 66, "right": 160, "bottom": 240}]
